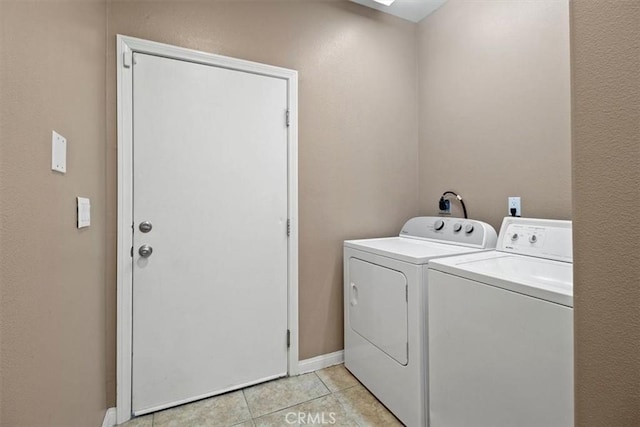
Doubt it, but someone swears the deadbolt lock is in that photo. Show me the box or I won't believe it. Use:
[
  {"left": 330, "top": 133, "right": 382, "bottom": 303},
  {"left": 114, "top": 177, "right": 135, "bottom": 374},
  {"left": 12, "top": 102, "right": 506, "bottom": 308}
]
[{"left": 139, "top": 221, "right": 153, "bottom": 233}]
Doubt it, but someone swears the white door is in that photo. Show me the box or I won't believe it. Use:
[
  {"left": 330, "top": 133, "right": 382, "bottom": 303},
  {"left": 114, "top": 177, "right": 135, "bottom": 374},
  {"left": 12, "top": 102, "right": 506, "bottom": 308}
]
[{"left": 131, "top": 52, "right": 289, "bottom": 414}]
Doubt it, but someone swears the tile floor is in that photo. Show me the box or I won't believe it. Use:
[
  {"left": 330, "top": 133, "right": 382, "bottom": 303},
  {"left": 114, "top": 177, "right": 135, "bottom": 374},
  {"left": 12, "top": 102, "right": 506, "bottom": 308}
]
[{"left": 120, "top": 364, "right": 403, "bottom": 427}]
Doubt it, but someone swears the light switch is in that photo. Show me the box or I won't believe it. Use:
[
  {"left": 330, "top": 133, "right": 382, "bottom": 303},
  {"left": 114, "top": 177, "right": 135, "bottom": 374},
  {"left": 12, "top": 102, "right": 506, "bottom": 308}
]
[
  {"left": 77, "top": 197, "right": 90, "bottom": 228},
  {"left": 52, "top": 131, "right": 67, "bottom": 173}
]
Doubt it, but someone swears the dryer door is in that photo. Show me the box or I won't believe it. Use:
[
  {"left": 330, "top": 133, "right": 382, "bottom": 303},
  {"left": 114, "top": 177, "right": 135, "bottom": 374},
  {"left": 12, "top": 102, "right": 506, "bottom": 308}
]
[{"left": 348, "top": 258, "right": 408, "bottom": 365}]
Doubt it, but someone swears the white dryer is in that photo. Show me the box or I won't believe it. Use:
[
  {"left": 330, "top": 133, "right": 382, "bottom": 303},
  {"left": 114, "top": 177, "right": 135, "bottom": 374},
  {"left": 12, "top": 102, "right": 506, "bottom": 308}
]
[
  {"left": 427, "top": 217, "right": 573, "bottom": 427},
  {"left": 344, "top": 216, "right": 497, "bottom": 427}
]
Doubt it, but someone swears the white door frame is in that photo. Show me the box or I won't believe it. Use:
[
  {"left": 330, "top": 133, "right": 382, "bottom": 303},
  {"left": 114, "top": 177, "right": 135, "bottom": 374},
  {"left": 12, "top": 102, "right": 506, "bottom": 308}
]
[{"left": 116, "top": 35, "right": 299, "bottom": 424}]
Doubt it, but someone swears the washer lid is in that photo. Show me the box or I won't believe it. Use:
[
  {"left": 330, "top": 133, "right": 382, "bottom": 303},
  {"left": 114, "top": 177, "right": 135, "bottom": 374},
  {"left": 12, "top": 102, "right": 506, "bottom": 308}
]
[
  {"left": 429, "top": 251, "right": 573, "bottom": 307},
  {"left": 344, "top": 237, "right": 482, "bottom": 265}
]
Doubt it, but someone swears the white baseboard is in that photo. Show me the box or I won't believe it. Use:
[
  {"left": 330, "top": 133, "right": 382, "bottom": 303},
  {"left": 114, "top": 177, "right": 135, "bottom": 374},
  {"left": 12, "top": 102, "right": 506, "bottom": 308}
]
[
  {"left": 102, "top": 407, "right": 117, "bottom": 427},
  {"left": 298, "top": 350, "right": 344, "bottom": 374}
]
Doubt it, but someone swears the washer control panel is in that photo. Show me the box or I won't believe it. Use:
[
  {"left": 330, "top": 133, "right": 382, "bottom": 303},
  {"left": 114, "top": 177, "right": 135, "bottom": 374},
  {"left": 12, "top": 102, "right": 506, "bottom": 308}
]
[
  {"left": 399, "top": 217, "right": 497, "bottom": 248},
  {"left": 498, "top": 217, "right": 572, "bottom": 263},
  {"left": 508, "top": 226, "right": 545, "bottom": 247}
]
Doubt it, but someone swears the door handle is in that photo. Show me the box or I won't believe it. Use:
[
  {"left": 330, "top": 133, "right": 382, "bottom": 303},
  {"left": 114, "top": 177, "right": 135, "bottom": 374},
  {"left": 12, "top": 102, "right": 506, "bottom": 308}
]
[
  {"left": 350, "top": 283, "right": 358, "bottom": 306},
  {"left": 139, "top": 245, "right": 153, "bottom": 258}
]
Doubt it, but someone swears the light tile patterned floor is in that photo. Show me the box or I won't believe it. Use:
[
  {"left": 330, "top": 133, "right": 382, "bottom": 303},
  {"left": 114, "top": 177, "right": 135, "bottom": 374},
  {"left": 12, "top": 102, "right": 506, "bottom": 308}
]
[{"left": 120, "top": 364, "right": 402, "bottom": 427}]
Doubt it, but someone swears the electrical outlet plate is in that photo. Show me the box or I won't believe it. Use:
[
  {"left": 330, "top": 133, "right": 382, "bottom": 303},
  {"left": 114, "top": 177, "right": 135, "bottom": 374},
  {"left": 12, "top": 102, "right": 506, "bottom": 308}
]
[
  {"left": 508, "top": 196, "right": 521, "bottom": 217},
  {"left": 439, "top": 199, "right": 451, "bottom": 214}
]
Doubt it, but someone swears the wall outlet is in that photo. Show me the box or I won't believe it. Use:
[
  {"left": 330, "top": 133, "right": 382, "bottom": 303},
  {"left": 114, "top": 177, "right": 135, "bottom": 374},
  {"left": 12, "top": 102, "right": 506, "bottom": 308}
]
[
  {"left": 508, "top": 197, "right": 521, "bottom": 217},
  {"left": 439, "top": 198, "right": 451, "bottom": 214}
]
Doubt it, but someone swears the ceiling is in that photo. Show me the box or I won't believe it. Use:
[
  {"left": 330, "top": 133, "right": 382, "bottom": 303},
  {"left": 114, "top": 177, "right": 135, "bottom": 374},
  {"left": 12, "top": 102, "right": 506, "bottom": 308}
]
[{"left": 350, "top": 0, "right": 448, "bottom": 23}]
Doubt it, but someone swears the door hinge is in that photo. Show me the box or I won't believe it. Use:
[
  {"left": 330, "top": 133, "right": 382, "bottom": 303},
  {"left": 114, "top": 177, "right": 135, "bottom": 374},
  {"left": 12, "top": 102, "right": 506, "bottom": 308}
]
[
  {"left": 286, "top": 110, "right": 290, "bottom": 127},
  {"left": 130, "top": 246, "right": 133, "bottom": 257},
  {"left": 287, "top": 219, "right": 291, "bottom": 237},
  {"left": 287, "top": 329, "right": 291, "bottom": 348},
  {"left": 123, "top": 50, "right": 132, "bottom": 69}
]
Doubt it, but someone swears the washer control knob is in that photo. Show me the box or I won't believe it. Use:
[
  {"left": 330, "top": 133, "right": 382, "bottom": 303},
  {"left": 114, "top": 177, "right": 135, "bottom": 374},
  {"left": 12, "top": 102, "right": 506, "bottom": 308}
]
[
  {"left": 453, "top": 223, "right": 462, "bottom": 232},
  {"left": 434, "top": 219, "right": 445, "bottom": 231},
  {"left": 511, "top": 233, "right": 519, "bottom": 241},
  {"left": 464, "top": 224, "right": 474, "bottom": 234},
  {"left": 529, "top": 234, "right": 538, "bottom": 243}
]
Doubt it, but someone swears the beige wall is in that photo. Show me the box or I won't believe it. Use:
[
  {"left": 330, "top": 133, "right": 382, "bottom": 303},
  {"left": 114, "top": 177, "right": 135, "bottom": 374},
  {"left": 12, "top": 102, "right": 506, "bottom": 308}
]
[
  {"left": 571, "top": 1, "right": 640, "bottom": 425},
  {"left": 105, "top": 0, "right": 419, "bottom": 405},
  {"left": 0, "top": 1, "right": 108, "bottom": 426},
  {"left": 417, "top": 0, "right": 572, "bottom": 230}
]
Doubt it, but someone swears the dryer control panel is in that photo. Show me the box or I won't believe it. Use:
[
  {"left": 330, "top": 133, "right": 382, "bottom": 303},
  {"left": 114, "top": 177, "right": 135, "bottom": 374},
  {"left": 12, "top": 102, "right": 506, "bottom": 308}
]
[
  {"left": 399, "top": 217, "right": 497, "bottom": 249},
  {"left": 497, "top": 217, "right": 572, "bottom": 263}
]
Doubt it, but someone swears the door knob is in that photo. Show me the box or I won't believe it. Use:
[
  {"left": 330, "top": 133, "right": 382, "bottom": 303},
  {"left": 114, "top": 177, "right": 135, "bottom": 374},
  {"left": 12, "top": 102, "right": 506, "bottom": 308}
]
[
  {"left": 139, "top": 221, "right": 153, "bottom": 233},
  {"left": 139, "top": 245, "right": 153, "bottom": 258}
]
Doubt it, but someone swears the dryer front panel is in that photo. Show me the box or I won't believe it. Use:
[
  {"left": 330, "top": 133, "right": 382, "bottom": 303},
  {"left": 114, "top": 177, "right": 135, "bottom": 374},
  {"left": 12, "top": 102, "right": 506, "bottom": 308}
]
[{"left": 348, "top": 257, "right": 408, "bottom": 365}]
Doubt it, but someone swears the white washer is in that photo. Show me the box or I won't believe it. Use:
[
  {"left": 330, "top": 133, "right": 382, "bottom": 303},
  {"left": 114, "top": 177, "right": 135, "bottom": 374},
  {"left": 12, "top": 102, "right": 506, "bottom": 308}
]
[
  {"left": 344, "top": 216, "right": 497, "bottom": 427},
  {"left": 427, "top": 217, "right": 573, "bottom": 427}
]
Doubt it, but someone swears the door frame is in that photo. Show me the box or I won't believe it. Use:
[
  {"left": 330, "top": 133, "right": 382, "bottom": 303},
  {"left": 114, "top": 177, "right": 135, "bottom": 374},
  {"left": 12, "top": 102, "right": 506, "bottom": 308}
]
[{"left": 116, "top": 35, "right": 299, "bottom": 424}]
